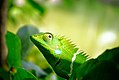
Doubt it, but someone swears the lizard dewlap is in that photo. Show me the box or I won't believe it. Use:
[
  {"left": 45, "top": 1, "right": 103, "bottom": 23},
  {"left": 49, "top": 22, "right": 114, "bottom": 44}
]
[{"left": 30, "top": 32, "right": 88, "bottom": 79}]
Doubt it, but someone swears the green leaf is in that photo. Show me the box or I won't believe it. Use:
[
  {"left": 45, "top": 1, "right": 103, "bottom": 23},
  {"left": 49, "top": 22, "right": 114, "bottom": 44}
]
[
  {"left": 6, "top": 31, "right": 22, "bottom": 68},
  {"left": 0, "top": 67, "right": 10, "bottom": 80},
  {"left": 17, "top": 25, "right": 39, "bottom": 58},
  {"left": 13, "top": 68, "right": 37, "bottom": 80},
  {"left": 69, "top": 59, "right": 98, "bottom": 80},
  {"left": 82, "top": 61, "right": 119, "bottom": 80},
  {"left": 97, "top": 47, "right": 119, "bottom": 67},
  {"left": 70, "top": 59, "right": 119, "bottom": 80},
  {"left": 70, "top": 47, "right": 119, "bottom": 80}
]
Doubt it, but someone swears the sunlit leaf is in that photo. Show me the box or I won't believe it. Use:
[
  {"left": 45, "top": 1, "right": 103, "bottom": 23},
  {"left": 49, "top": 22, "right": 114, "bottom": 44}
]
[{"left": 6, "top": 31, "right": 22, "bottom": 68}]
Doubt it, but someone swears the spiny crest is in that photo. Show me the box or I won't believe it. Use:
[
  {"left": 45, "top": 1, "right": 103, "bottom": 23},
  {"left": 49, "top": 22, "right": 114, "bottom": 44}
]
[
  {"left": 56, "top": 35, "right": 89, "bottom": 59},
  {"left": 78, "top": 51, "right": 89, "bottom": 61},
  {"left": 82, "top": 52, "right": 89, "bottom": 59},
  {"left": 57, "top": 35, "right": 79, "bottom": 53}
]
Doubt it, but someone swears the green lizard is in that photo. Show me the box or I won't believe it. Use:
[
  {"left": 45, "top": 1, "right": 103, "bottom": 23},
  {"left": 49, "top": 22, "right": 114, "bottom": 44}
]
[{"left": 30, "top": 32, "right": 119, "bottom": 80}]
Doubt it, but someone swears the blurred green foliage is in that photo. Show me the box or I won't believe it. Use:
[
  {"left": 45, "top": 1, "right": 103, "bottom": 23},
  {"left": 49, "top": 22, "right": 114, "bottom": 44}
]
[{"left": 7, "top": 0, "right": 45, "bottom": 30}]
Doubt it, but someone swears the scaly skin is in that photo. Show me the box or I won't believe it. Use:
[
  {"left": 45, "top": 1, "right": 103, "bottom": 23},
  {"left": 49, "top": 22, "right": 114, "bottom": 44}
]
[{"left": 30, "top": 32, "right": 88, "bottom": 79}]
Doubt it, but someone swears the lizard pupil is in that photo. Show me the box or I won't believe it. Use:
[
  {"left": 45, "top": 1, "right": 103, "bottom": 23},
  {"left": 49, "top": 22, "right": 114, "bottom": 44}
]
[{"left": 48, "top": 35, "right": 52, "bottom": 39}]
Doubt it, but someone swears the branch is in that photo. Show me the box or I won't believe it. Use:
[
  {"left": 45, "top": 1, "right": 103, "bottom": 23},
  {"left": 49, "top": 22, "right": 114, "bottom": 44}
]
[{"left": 0, "top": 0, "right": 8, "bottom": 69}]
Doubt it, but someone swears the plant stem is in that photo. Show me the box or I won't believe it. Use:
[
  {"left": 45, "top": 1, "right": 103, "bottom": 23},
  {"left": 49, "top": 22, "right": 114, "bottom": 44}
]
[{"left": 0, "top": 0, "right": 8, "bottom": 70}]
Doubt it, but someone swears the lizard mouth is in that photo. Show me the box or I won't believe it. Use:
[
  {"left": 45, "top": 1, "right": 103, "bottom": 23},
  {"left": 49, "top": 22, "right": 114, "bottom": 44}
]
[{"left": 54, "top": 58, "right": 61, "bottom": 68}]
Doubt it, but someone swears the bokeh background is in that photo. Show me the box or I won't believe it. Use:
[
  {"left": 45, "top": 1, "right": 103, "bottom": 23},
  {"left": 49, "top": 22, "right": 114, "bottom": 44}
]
[{"left": 7, "top": 0, "right": 119, "bottom": 79}]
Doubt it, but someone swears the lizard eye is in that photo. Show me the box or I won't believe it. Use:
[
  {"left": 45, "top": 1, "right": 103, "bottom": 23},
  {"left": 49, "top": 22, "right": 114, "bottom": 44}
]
[{"left": 43, "top": 33, "right": 53, "bottom": 42}]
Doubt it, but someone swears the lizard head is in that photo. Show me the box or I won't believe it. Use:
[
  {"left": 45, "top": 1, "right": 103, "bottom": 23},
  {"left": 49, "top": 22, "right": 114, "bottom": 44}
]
[
  {"left": 30, "top": 32, "right": 62, "bottom": 65},
  {"left": 30, "top": 32, "right": 86, "bottom": 79}
]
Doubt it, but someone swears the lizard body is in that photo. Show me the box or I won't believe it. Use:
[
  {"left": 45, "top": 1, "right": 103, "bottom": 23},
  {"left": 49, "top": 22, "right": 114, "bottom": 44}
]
[
  {"left": 30, "top": 32, "right": 119, "bottom": 80},
  {"left": 30, "top": 32, "right": 88, "bottom": 79}
]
